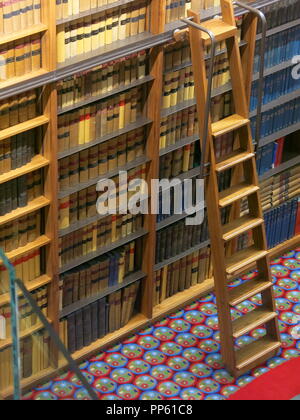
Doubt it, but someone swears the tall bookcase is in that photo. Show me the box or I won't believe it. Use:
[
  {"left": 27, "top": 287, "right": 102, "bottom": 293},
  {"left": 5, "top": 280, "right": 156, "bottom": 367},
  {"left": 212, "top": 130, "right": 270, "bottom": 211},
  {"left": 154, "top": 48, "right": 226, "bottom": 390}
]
[{"left": 0, "top": 0, "right": 299, "bottom": 397}]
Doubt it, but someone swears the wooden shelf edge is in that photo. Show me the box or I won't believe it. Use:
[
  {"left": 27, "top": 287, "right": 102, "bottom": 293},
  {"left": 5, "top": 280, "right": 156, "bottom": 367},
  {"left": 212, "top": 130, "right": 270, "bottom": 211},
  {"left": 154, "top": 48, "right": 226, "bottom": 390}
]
[
  {"left": 0, "top": 275, "right": 52, "bottom": 307},
  {"left": 0, "top": 24, "right": 48, "bottom": 46},
  {"left": 0, "top": 70, "right": 49, "bottom": 96},
  {"left": 0, "top": 196, "right": 51, "bottom": 226},
  {"left": 269, "top": 234, "right": 300, "bottom": 259},
  {"left": 0, "top": 155, "right": 50, "bottom": 185},
  {"left": 0, "top": 318, "right": 52, "bottom": 351},
  {"left": 153, "top": 278, "right": 215, "bottom": 321},
  {"left": 2, "top": 235, "right": 51, "bottom": 262},
  {"left": 0, "top": 116, "right": 50, "bottom": 142}
]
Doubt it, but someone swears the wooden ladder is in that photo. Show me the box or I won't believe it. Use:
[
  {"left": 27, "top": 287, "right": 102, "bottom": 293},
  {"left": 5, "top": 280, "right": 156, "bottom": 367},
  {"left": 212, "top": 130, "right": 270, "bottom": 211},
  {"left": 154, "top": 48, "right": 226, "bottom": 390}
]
[{"left": 182, "top": 0, "right": 281, "bottom": 377}]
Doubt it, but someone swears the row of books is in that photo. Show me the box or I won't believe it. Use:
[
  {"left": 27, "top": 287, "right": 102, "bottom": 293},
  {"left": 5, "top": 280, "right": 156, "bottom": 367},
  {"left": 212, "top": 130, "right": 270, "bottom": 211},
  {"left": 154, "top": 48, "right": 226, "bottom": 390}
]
[
  {"left": 0, "top": 286, "right": 48, "bottom": 339},
  {"left": 251, "top": 165, "right": 300, "bottom": 214},
  {"left": 0, "top": 0, "right": 41, "bottom": 34},
  {"left": 254, "top": 25, "right": 300, "bottom": 73},
  {"left": 0, "top": 249, "right": 42, "bottom": 294},
  {"left": 163, "top": 53, "right": 230, "bottom": 110},
  {"left": 153, "top": 245, "right": 212, "bottom": 306},
  {"left": 262, "top": 0, "right": 300, "bottom": 31},
  {"left": 160, "top": 105, "right": 198, "bottom": 150},
  {"left": 159, "top": 143, "right": 199, "bottom": 179},
  {"left": 56, "top": 0, "right": 133, "bottom": 20},
  {"left": 59, "top": 281, "right": 140, "bottom": 354},
  {"left": 0, "top": 330, "right": 51, "bottom": 392},
  {"left": 256, "top": 137, "right": 286, "bottom": 176},
  {"left": 57, "top": 51, "right": 148, "bottom": 111},
  {"left": 57, "top": 86, "right": 144, "bottom": 153},
  {"left": 58, "top": 128, "right": 145, "bottom": 188},
  {"left": 58, "top": 164, "right": 147, "bottom": 229},
  {"left": 0, "top": 35, "right": 42, "bottom": 82},
  {"left": 0, "top": 210, "right": 41, "bottom": 254},
  {"left": 250, "top": 67, "right": 300, "bottom": 112},
  {"left": 0, "top": 130, "right": 39, "bottom": 176},
  {"left": 59, "top": 238, "right": 142, "bottom": 309},
  {"left": 156, "top": 215, "right": 209, "bottom": 264},
  {"left": 0, "top": 90, "right": 38, "bottom": 130},
  {"left": 57, "top": 2, "right": 148, "bottom": 63},
  {"left": 251, "top": 96, "right": 300, "bottom": 139},
  {"left": 265, "top": 197, "right": 299, "bottom": 249},
  {"left": 0, "top": 170, "right": 42, "bottom": 217},
  {"left": 58, "top": 214, "right": 143, "bottom": 267}
]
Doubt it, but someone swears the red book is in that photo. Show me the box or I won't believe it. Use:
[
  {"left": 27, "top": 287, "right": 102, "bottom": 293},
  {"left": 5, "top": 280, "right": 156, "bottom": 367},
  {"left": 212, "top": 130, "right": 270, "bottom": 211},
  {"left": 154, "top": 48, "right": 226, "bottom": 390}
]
[{"left": 275, "top": 137, "right": 285, "bottom": 167}]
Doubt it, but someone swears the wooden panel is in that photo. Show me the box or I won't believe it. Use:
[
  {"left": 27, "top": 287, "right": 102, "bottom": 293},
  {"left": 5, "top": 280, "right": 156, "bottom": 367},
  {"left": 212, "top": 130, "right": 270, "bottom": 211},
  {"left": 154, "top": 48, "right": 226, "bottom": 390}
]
[
  {"left": 0, "top": 196, "right": 50, "bottom": 227},
  {"left": 226, "top": 246, "right": 268, "bottom": 275},
  {"left": 0, "top": 116, "right": 50, "bottom": 142},
  {"left": 232, "top": 308, "right": 277, "bottom": 339},
  {"left": 211, "top": 114, "right": 249, "bottom": 137},
  {"left": 219, "top": 183, "right": 259, "bottom": 208},
  {"left": 0, "top": 24, "right": 48, "bottom": 46},
  {"left": 228, "top": 279, "right": 273, "bottom": 307},
  {"left": 0, "top": 156, "right": 49, "bottom": 185},
  {"left": 222, "top": 215, "right": 264, "bottom": 241},
  {"left": 236, "top": 337, "right": 281, "bottom": 371}
]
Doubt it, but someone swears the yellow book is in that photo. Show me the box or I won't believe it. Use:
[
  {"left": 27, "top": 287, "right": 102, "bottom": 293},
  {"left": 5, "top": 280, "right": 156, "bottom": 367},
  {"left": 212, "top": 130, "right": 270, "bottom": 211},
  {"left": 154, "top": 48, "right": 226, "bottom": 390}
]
[
  {"left": 112, "top": 8, "right": 119, "bottom": 43},
  {"left": 57, "top": 24, "right": 66, "bottom": 64},
  {"left": 77, "top": 18, "right": 84, "bottom": 55},
  {"left": 119, "top": 5, "right": 127, "bottom": 40},
  {"left": 105, "top": 11, "right": 113, "bottom": 45},
  {"left": 83, "top": 16, "right": 92, "bottom": 52}
]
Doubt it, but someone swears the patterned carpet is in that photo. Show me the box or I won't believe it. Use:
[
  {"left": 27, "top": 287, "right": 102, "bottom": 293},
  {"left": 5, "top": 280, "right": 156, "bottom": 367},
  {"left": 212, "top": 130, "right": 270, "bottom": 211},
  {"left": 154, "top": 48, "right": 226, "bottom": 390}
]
[{"left": 26, "top": 248, "right": 300, "bottom": 400}]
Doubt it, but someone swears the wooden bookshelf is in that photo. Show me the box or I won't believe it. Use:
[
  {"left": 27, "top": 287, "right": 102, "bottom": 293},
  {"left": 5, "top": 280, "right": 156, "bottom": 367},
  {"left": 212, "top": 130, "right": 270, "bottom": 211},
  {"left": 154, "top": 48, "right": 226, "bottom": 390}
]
[
  {"left": 0, "top": 116, "right": 50, "bottom": 142},
  {"left": 0, "top": 156, "right": 50, "bottom": 185},
  {"left": 0, "top": 24, "right": 48, "bottom": 47},
  {"left": 1, "top": 0, "right": 300, "bottom": 398}
]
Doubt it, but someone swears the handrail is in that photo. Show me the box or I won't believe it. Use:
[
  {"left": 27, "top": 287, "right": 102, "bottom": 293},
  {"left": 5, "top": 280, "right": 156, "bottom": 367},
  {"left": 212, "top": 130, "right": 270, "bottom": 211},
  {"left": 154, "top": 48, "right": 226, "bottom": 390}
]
[
  {"left": 179, "top": 18, "right": 217, "bottom": 180},
  {"left": 234, "top": 1, "right": 268, "bottom": 148},
  {"left": 0, "top": 249, "right": 99, "bottom": 400}
]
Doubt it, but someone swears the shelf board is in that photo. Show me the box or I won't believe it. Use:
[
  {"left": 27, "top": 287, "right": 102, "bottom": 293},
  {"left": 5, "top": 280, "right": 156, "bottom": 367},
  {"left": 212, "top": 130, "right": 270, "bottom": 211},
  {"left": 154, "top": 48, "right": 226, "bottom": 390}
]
[
  {"left": 0, "top": 319, "right": 51, "bottom": 351},
  {"left": 70, "top": 313, "right": 149, "bottom": 362},
  {"left": 259, "top": 121, "right": 300, "bottom": 148},
  {"left": 58, "top": 154, "right": 150, "bottom": 199},
  {"left": 155, "top": 240, "right": 211, "bottom": 271},
  {"left": 59, "top": 228, "right": 148, "bottom": 274},
  {"left": 0, "top": 196, "right": 50, "bottom": 227},
  {"left": 2, "top": 235, "right": 51, "bottom": 262},
  {"left": 57, "top": 75, "right": 154, "bottom": 115},
  {"left": 257, "top": 17, "right": 300, "bottom": 40},
  {"left": 0, "top": 275, "right": 52, "bottom": 307},
  {"left": 0, "top": 69, "right": 49, "bottom": 97},
  {"left": 253, "top": 58, "right": 295, "bottom": 82},
  {"left": 0, "top": 116, "right": 50, "bottom": 142},
  {"left": 59, "top": 213, "right": 106, "bottom": 238},
  {"left": 269, "top": 234, "right": 300, "bottom": 260},
  {"left": 0, "top": 24, "right": 48, "bottom": 46},
  {"left": 153, "top": 277, "right": 214, "bottom": 321},
  {"left": 259, "top": 155, "right": 300, "bottom": 182},
  {"left": 250, "top": 88, "right": 300, "bottom": 118},
  {"left": 60, "top": 270, "right": 146, "bottom": 318},
  {"left": 57, "top": 0, "right": 137, "bottom": 25},
  {"left": 0, "top": 155, "right": 49, "bottom": 185},
  {"left": 159, "top": 134, "right": 199, "bottom": 157},
  {"left": 58, "top": 116, "right": 152, "bottom": 160}
]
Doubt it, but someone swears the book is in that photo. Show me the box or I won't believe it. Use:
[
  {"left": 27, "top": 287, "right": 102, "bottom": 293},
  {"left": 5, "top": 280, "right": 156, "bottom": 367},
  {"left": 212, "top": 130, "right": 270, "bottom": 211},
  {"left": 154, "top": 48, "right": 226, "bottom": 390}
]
[{"left": 60, "top": 280, "right": 140, "bottom": 353}]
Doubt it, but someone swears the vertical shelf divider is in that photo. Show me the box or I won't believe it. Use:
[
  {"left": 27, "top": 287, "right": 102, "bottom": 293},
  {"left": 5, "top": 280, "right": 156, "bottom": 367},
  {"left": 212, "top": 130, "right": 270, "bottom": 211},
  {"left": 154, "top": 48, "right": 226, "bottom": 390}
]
[{"left": 140, "top": 0, "right": 167, "bottom": 319}]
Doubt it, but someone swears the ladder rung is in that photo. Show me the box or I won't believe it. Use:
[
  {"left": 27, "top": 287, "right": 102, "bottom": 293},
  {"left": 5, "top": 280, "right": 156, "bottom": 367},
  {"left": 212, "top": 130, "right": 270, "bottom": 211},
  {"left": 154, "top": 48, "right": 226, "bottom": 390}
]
[
  {"left": 229, "top": 279, "right": 273, "bottom": 306},
  {"left": 232, "top": 308, "right": 277, "bottom": 339},
  {"left": 219, "top": 183, "right": 259, "bottom": 208},
  {"left": 212, "top": 114, "right": 249, "bottom": 137},
  {"left": 201, "top": 19, "right": 237, "bottom": 43},
  {"left": 222, "top": 215, "right": 264, "bottom": 241},
  {"left": 225, "top": 246, "right": 268, "bottom": 275},
  {"left": 236, "top": 337, "right": 281, "bottom": 371},
  {"left": 215, "top": 150, "right": 255, "bottom": 172}
]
